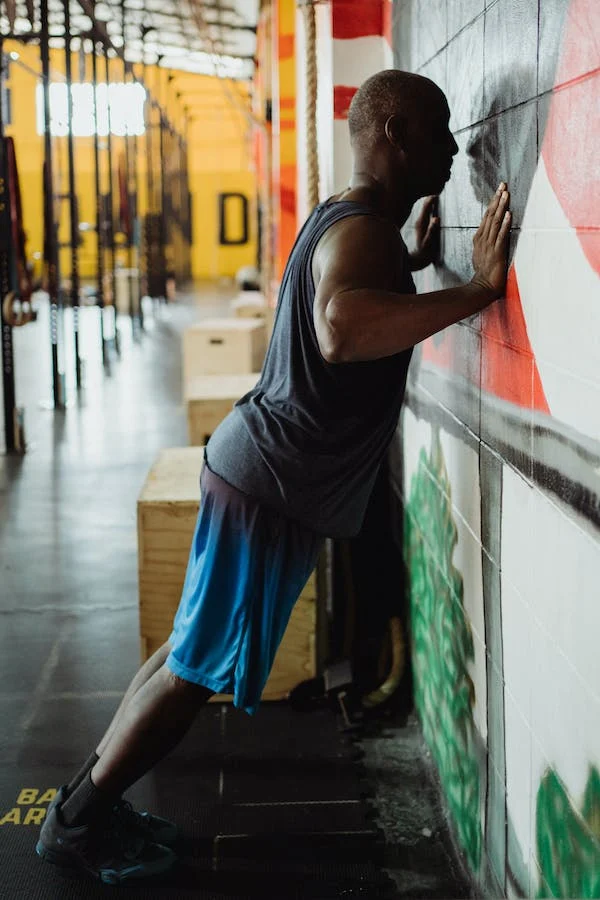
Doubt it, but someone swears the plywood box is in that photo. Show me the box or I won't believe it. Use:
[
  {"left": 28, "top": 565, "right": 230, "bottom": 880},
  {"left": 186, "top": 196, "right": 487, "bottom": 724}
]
[
  {"left": 231, "top": 291, "right": 267, "bottom": 319},
  {"left": 137, "top": 447, "right": 320, "bottom": 701},
  {"left": 182, "top": 318, "right": 266, "bottom": 381},
  {"left": 138, "top": 447, "right": 202, "bottom": 664},
  {"left": 185, "top": 373, "right": 260, "bottom": 446},
  {"left": 115, "top": 269, "right": 140, "bottom": 316}
]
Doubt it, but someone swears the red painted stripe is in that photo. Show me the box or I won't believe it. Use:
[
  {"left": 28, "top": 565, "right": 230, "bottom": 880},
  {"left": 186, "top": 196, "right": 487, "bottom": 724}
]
[
  {"left": 383, "top": 0, "right": 392, "bottom": 44},
  {"left": 332, "top": 0, "right": 391, "bottom": 44},
  {"left": 280, "top": 120, "right": 295, "bottom": 131},
  {"left": 280, "top": 185, "right": 296, "bottom": 216},
  {"left": 332, "top": 0, "right": 385, "bottom": 40},
  {"left": 280, "top": 97, "right": 295, "bottom": 110},
  {"left": 541, "top": 0, "right": 599, "bottom": 272},
  {"left": 279, "top": 33, "right": 294, "bottom": 58},
  {"left": 552, "top": 0, "right": 599, "bottom": 88},
  {"left": 278, "top": 165, "right": 297, "bottom": 280},
  {"left": 480, "top": 269, "right": 549, "bottom": 411},
  {"left": 334, "top": 84, "right": 357, "bottom": 120},
  {"left": 422, "top": 266, "right": 550, "bottom": 413}
]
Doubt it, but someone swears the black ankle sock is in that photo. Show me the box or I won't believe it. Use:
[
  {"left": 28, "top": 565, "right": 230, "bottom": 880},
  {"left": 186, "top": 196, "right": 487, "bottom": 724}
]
[
  {"left": 66, "top": 751, "right": 100, "bottom": 797},
  {"left": 61, "top": 770, "right": 114, "bottom": 827}
]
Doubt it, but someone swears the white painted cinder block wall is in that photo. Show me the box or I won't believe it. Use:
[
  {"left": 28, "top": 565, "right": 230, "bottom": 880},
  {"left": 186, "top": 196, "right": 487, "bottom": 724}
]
[
  {"left": 298, "top": 0, "right": 599, "bottom": 895},
  {"left": 295, "top": 1, "right": 392, "bottom": 221},
  {"left": 393, "top": 0, "right": 600, "bottom": 897}
]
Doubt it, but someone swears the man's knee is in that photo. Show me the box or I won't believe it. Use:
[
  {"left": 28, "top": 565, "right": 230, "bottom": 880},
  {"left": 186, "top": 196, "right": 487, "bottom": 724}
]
[
  {"left": 150, "top": 642, "right": 171, "bottom": 666},
  {"left": 158, "top": 641, "right": 171, "bottom": 661},
  {"left": 162, "top": 667, "right": 214, "bottom": 707}
]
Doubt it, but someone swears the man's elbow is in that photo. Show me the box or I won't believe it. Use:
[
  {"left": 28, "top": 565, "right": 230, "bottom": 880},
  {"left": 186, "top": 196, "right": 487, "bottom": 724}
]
[
  {"left": 319, "top": 336, "right": 345, "bottom": 364},
  {"left": 315, "top": 294, "right": 358, "bottom": 363},
  {"left": 315, "top": 317, "right": 350, "bottom": 364}
]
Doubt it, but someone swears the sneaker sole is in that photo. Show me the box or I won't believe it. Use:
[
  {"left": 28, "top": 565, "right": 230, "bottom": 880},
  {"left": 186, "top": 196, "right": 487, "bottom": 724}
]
[{"left": 36, "top": 840, "right": 177, "bottom": 885}]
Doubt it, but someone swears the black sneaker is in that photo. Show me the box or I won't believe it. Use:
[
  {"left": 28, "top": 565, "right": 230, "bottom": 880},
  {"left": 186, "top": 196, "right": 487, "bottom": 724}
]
[
  {"left": 36, "top": 802, "right": 176, "bottom": 885},
  {"left": 112, "top": 798, "right": 178, "bottom": 846},
  {"left": 48, "top": 786, "right": 178, "bottom": 846}
]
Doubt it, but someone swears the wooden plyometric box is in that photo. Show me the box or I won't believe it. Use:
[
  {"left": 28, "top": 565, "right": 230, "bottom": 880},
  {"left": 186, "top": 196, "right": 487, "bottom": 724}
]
[
  {"left": 138, "top": 447, "right": 202, "bottom": 665},
  {"left": 231, "top": 291, "right": 267, "bottom": 319},
  {"left": 185, "top": 373, "right": 260, "bottom": 446},
  {"left": 137, "top": 447, "right": 321, "bottom": 701},
  {"left": 115, "top": 269, "right": 140, "bottom": 316},
  {"left": 182, "top": 318, "right": 266, "bottom": 381}
]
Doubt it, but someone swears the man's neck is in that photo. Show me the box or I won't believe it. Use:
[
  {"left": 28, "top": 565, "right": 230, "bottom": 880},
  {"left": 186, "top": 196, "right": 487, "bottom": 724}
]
[{"left": 344, "top": 169, "right": 414, "bottom": 228}]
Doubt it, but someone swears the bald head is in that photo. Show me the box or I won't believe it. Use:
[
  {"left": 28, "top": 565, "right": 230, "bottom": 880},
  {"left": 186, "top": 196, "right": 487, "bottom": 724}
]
[
  {"left": 346, "top": 69, "right": 458, "bottom": 204},
  {"left": 348, "top": 70, "right": 445, "bottom": 147}
]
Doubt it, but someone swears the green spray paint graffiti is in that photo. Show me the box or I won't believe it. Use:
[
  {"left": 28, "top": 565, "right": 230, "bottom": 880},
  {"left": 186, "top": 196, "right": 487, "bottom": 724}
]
[
  {"left": 536, "top": 766, "right": 600, "bottom": 898},
  {"left": 404, "top": 428, "right": 481, "bottom": 871}
]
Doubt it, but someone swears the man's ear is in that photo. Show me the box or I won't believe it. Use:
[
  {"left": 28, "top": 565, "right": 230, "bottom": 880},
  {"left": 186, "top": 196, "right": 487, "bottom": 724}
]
[{"left": 384, "top": 114, "right": 408, "bottom": 150}]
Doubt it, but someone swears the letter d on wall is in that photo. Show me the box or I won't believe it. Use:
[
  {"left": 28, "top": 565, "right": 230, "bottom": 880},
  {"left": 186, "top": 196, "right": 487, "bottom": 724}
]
[{"left": 218, "top": 193, "right": 249, "bottom": 246}]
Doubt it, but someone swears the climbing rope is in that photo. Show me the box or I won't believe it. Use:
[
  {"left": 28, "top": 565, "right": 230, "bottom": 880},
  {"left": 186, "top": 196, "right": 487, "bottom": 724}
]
[{"left": 300, "top": 0, "right": 320, "bottom": 209}]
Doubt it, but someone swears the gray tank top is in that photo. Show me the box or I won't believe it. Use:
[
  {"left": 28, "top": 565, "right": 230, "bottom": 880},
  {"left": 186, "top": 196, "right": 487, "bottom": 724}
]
[{"left": 206, "top": 199, "right": 415, "bottom": 538}]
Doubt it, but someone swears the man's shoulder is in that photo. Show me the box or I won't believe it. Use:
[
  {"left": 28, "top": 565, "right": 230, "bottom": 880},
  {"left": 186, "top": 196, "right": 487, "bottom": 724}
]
[{"left": 318, "top": 207, "right": 404, "bottom": 256}]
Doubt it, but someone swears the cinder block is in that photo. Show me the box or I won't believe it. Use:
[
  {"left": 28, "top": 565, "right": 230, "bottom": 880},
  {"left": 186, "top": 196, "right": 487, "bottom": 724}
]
[
  {"left": 185, "top": 373, "right": 260, "bottom": 445},
  {"left": 481, "top": 102, "right": 538, "bottom": 229},
  {"left": 137, "top": 447, "right": 320, "bottom": 700},
  {"left": 483, "top": 0, "right": 538, "bottom": 112},
  {"left": 182, "top": 318, "right": 266, "bottom": 381}
]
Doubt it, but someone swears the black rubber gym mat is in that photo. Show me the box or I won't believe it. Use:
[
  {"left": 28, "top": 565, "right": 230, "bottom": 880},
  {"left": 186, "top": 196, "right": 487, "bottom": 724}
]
[{"left": 0, "top": 703, "right": 396, "bottom": 898}]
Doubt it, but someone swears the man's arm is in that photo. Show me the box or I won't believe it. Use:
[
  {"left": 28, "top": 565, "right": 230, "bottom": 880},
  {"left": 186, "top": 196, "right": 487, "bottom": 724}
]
[
  {"left": 408, "top": 195, "right": 440, "bottom": 271},
  {"left": 313, "top": 186, "right": 511, "bottom": 364}
]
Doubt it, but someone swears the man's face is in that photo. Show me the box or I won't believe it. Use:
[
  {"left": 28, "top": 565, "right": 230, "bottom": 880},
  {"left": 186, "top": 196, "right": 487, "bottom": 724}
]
[{"left": 400, "top": 91, "right": 459, "bottom": 198}]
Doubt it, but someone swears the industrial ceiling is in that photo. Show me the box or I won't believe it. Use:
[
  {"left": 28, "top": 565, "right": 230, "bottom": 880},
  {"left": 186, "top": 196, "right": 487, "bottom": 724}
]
[{"left": 1, "top": 0, "right": 258, "bottom": 79}]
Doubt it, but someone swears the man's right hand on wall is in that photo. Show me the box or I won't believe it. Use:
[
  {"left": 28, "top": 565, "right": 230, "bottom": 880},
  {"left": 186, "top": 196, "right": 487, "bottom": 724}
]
[{"left": 471, "top": 182, "right": 512, "bottom": 300}]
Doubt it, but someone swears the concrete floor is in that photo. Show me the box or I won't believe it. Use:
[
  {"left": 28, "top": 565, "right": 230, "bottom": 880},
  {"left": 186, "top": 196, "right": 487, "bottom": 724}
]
[{"left": 0, "top": 284, "right": 476, "bottom": 898}]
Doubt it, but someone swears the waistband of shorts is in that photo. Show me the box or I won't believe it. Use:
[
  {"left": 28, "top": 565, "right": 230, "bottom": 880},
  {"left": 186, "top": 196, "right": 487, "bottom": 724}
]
[{"left": 202, "top": 449, "right": 320, "bottom": 540}]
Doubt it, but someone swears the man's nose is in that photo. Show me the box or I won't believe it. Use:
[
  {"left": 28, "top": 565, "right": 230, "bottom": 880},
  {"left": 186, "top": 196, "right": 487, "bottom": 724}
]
[{"left": 450, "top": 134, "right": 459, "bottom": 156}]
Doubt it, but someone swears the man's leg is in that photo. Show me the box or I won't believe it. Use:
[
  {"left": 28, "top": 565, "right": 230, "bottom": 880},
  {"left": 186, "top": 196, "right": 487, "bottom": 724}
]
[
  {"left": 96, "top": 642, "right": 171, "bottom": 757},
  {"left": 61, "top": 663, "right": 213, "bottom": 823},
  {"left": 63, "top": 641, "right": 172, "bottom": 797},
  {"left": 90, "top": 665, "right": 213, "bottom": 797},
  {"left": 38, "top": 663, "right": 213, "bottom": 882}
]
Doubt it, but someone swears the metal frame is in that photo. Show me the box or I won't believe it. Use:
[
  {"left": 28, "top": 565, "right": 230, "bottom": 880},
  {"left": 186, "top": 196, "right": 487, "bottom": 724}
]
[
  {"left": 90, "top": 32, "right": 109, "bottom": 368},
  {"left": 65, "top": 0, "right": 256, "bottom": 77},
  {"left": 63, "top": 0, "right": 82, "bottom": 389},
  {"left": 0, "top": 1, "right": 257, "bottom": 78},
  {"left": 0, "top": 36, "right": 19, "bottom": 451},
  {"left": 0, "top": 0, "right": 255, "bottom": 436},
  {"left": 40, "top": 0, "right": 65, "bottom": 409},
  {"left": 103, "top": 39, "right": 120, "bottom": 355},
  {"left": 120, "top": 0, "right": 140, "bottom": 330}
]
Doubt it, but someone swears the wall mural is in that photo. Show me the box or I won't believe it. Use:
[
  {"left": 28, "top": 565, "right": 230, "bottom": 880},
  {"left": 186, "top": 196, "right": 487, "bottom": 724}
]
[
  {"left": 404, "top": 428, "right": 481, "bottom": 871},
  {"left": 391, "top": 0, "right": 600, "bottom": 897},
  {"left": 536, "top": 766, "right": 600, "bottom": 899}
]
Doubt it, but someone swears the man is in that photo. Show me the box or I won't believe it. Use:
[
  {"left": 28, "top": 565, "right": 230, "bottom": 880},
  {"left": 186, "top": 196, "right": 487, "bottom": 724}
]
[{"left": 37, "top": 69, "right": 511, "bottom": 884}]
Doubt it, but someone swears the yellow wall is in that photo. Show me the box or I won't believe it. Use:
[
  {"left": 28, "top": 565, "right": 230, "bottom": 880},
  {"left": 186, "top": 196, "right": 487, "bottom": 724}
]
[
  {"left": 3, "top": 42, "right": 256, "bottom": 283},
  {"left": 179, "top": 73, "right": 257, "bottom": 280}
]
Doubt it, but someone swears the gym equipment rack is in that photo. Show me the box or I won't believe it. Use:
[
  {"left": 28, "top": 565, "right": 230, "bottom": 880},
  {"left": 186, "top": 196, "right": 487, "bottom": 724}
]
[{"left": 0, "top": 0, "right": 192, "bottom": 453}]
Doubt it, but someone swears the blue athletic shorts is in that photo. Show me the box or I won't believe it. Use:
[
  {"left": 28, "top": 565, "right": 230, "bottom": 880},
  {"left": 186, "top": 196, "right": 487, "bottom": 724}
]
[{"left": 166, "top": 457, "right": 323, "bottom": 715}]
